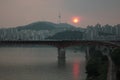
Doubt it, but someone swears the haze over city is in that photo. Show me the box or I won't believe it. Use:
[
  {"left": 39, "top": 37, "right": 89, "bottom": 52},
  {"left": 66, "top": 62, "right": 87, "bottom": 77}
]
[{"left": 0, "top": 0, "right": 120, "bottom": 28}]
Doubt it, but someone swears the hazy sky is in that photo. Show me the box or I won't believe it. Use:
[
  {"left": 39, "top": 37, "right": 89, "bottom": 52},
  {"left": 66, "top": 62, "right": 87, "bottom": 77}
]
[{"left": 0, "top": 0, "right": 120, "bottom": 28}]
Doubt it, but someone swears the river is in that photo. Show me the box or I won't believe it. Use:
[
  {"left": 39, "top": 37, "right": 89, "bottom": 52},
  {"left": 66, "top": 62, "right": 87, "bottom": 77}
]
[{"left": 0, "top": 47, "right": 86, "bottom": 80}]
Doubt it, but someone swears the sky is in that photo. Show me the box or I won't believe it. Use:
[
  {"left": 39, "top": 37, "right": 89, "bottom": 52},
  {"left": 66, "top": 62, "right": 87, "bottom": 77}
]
[{"left": 0, "top": 0, "right": 120, "bottom": 28}]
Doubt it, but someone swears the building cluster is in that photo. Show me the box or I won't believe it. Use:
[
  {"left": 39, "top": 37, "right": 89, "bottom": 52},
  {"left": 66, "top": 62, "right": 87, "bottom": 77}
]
[
  {"left": 0, "top": 24, "right": 120, "bottom": 41},
  {"left": 0, "top": 28, "right": 55, "bottom": 40},
  {"left": 84, "top": 24, "right": 120, "bottom": 40}
]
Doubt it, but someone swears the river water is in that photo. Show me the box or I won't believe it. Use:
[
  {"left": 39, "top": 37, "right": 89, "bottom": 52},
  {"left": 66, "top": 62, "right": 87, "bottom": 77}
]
[{"left": 0, "top": 47, "right": 86, "bottom": 80}]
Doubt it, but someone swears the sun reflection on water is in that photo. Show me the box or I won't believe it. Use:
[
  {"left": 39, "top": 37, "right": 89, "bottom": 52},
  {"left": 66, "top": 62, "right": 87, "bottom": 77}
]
[{"left": 73, "top": 59, "right": 80, "bottom": 80}]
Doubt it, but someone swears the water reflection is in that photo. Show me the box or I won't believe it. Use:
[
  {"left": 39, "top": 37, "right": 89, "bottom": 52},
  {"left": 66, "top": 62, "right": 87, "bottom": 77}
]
[
  {"left": 0, "top": 47, "right": 86, "bottom": 80},
  {"left": 73, "top": 59, "right": 80, "bottom": 80}
]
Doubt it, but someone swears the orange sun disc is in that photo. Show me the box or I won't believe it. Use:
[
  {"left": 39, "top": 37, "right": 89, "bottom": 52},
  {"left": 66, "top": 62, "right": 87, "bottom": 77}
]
[{"left": 72, "top": 17, "right": 80, "bottom": 24}]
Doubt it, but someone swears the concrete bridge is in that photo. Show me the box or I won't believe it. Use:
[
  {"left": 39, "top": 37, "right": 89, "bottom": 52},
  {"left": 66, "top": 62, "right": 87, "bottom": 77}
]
[
  {"left": 0, "top": 40, "right": 120, "bottom": 48},
  {"left": 0, "top": 40, "right": 119, "bottom": 66},
  {"left": 0, "top": 40, "right": 120, "bottom": 79}
]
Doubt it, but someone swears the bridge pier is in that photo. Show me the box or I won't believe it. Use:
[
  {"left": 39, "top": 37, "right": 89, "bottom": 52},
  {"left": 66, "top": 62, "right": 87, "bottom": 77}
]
[
  {"left": 85, "top": 46, "right": 90, "bottom": 61},
  {"left": 58, "top": 47, "right": 66, "bottom": 67}
]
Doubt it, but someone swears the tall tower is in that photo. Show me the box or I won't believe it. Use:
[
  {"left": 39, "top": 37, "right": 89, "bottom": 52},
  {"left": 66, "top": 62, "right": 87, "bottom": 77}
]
[{"left": 58, "top": 12, "right": 61, "bottom": 24}]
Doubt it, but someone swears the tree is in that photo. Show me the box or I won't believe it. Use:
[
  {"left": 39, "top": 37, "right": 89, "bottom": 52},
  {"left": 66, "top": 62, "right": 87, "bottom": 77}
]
[{"left": 110, "top": 48, "right": 120, "bottom": 80}]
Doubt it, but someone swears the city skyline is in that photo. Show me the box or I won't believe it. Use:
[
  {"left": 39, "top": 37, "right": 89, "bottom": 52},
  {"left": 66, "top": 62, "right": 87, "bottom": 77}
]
[{"left": 0, "top": 0, "right": 120, "bottom": 28}]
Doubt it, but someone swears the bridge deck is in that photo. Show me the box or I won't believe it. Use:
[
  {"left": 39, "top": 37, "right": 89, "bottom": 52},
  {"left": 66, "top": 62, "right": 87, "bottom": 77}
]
[{"left": 0, "top": 40, "right": 120, "bottom": 48}]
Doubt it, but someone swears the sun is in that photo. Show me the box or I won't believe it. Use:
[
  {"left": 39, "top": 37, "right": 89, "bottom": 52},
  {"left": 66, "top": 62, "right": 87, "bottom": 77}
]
[
  {"left": 72, "top": 17, "right": 80, "bottom": 24},
  {"left": 73, "top": 18, "right": 79, "bottom": 23}
]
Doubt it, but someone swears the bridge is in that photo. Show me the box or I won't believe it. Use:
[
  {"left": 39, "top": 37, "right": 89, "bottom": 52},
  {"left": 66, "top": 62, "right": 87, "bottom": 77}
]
[
  {"left": 0, "top": 40, "right": 120, "bottom": 80},
  {"left": 0, "top": 40, "right": 119, "bottom": 65},
  {"left": 0, "top": 40, "right": 120, "bottom": 48}
]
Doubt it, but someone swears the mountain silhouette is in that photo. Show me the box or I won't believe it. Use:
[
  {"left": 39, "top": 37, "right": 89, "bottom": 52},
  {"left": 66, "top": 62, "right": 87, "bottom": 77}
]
[
  {"left": 16, "top": 21, "right": 76, "bottom": 31},
  {"left": 57, "top": 23, "right": 75, "bottom": 29},
  {"left": 46, "top": 30, "right": 83, "bottom": 40}
]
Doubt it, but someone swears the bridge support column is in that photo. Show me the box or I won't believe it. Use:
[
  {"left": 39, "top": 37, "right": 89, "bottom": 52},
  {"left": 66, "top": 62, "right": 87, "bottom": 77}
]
[
  {"left": 85, "top": 46, "right": 90, "bottom": 61},
  {"left": 58, "top": 47, "right": 66, "bottom": 67}
]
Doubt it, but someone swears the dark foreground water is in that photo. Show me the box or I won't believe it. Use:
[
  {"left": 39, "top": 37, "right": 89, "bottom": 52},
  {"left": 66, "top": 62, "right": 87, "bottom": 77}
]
[{"left": 0, "top": 47, "right": 86, "bottom": 80}]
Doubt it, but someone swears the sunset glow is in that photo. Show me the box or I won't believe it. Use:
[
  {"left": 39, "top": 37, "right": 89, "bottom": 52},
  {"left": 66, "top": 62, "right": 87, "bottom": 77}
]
[{"left": 72, "top": 17, "right": 80, "bottom": 24}]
